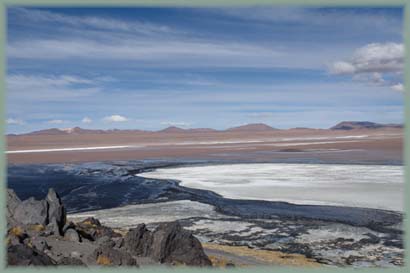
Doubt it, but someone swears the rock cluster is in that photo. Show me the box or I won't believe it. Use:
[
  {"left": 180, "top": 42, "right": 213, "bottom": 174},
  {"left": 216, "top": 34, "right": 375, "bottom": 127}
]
[{"left": 6, "top": 188, "right": 211, "bottom": 267}]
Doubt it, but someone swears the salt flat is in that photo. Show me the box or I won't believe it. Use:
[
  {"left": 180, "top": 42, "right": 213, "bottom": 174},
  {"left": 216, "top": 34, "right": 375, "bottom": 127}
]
[{"left": 140, "top": 163, "right": 403, "bottom": 212}]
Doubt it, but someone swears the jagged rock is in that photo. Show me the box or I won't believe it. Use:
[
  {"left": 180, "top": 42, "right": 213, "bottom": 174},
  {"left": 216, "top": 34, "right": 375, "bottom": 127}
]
[
  {"left": 13, "top": 197, "right": 48, "bottom": 226},
  {"left": 57, "top": 257, "right": 85, "bottom": 266},
  {"left": 7, "top": 189, "right": 21, "bottom": 228},
  {"left": 124, "top": 224, "right": 152, "bottom": 256},
  {"left": 7, "top": 244, "right": 56, "bottom": 266},
  {"left": 149, "top": 222, "right": 211, "bottom": 266},
  {"left": 92, "top": 244, "right": 137, "bottom": 266},
  {"left": 46, "top": 188, "right": 66, "bottom": 233},
  {"left": 64, "top": 229, "right": 81, "bottom": 242}
]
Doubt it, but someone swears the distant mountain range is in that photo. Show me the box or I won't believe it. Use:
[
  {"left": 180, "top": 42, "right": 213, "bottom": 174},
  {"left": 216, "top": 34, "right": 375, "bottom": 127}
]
[
  {"left": 8, "top": 121, "right": 403, "bottom": 136},
  {"left": 330, "top": 121, "right": 403, "bottom": 130}
]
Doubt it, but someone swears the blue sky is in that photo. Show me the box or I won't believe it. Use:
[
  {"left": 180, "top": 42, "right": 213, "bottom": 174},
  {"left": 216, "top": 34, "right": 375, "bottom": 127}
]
[{"left": 6, "top": 6, "right": 404, "bottom": 133}]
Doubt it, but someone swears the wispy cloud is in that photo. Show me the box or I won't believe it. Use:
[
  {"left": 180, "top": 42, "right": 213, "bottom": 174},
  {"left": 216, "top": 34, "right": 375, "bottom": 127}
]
[
  {"left": 9, "top": 7, "right": 177, "bottom": 36},
  {"left": 7, "top": 74, "right": 100, "bottom": 101},
  {"left": 7, "top": 38, "right": 288, "bottom": 69},
  {"left": 47, "top": 119, "right": 66, "bottom": 124},
  {"left": 160, "top": 121, "right": 191, "bottom": 127}
]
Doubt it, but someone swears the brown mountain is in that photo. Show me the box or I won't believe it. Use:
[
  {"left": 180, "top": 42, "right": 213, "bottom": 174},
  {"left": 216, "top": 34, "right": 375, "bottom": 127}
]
[
  {"left": 330, "top": 121, "right": 403, "bottom": 130},
  {"left": 158, "top": 126, "right": 187, "bottom": 133},
  {"left": 226, "top": 123, "right": 277, "bottom": 132},
  {"left": 25, "top": 128, "right": 69, "bottom": 136}
]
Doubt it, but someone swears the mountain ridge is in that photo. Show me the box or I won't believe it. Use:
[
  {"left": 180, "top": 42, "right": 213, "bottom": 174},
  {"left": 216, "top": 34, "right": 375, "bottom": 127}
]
[{"left": 8, "top": 121, "right": 403, "bottom": 136}]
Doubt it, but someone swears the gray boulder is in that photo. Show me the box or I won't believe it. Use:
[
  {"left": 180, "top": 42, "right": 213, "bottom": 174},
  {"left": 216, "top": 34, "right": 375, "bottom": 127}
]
[
  {"left": 149, "top": 222, "right": 211, "bottom": 266},
  {"left": 64, "top": 229, "right": 81, "bottom": 242},
  {"left": 13, "top": 198, "right": 48, "bottom": 226}
]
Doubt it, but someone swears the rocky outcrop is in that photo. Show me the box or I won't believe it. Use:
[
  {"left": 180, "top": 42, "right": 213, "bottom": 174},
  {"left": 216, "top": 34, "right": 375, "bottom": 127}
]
[
  {"left": 124, "top": 222, "right": 211, "bottom": 266},
  {"left": 8, "top": 188, "right": 66, "bottom": 234},
  {"left": 6, "top": 188, "right": 211, "bottom": 267}
]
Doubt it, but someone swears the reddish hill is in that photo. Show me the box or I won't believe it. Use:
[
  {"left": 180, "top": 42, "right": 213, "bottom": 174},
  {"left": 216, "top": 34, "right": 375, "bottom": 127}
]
[{"left": 226, "top": 123, "right": 277, "bottom": 132}]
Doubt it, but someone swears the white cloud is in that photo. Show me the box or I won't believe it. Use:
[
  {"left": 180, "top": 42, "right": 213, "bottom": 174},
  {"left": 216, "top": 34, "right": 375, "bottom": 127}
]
[
  {"left": 81, "top": 117, "right": 92, "bottom": 123},
  {"left": 391, "top": 83, "right": 404, "bottom": 92},
  {"left": 160, "top": 121, "right": 191, "bottom": 127},
  {"left": 329, "top": 43, "right": 403, "bottom": 91},
  {"left": 47, "top": 119, "right": 66, "bottom": 124},
  {"left": 330, "top": 43, "right": 404, "bottom": 75},
  {"left": 6, "top": 118, "right": 24, "bottom": 125},
  {"left": 103, "top": 115, "right": 128, "bottom": 122}
]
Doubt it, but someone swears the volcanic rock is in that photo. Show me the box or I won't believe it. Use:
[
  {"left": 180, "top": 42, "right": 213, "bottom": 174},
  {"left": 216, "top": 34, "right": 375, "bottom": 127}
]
[{"left": 149, "top": 222, "right": 211, "bottom": 266}]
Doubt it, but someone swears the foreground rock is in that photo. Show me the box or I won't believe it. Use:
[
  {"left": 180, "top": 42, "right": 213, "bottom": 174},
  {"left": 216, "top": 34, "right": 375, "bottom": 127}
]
[{"left": 6, "top": 188, "right": 211, "bottom": 267}]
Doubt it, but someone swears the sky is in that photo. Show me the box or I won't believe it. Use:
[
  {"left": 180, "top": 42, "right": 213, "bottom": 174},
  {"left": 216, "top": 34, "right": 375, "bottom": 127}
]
[{"left": 6, "top": 6, "right": 404, "bottom": 133}]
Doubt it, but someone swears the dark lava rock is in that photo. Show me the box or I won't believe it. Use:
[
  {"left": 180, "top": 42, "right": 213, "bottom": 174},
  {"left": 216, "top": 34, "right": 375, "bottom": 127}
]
[
  {"left": 149, "top": 222, "right": 211, "bottom": 266},
  {"left": 13, "top": 198, "right": 48, "bottom": 226},
  {"left": 46, "top": 188, "right": 66, "bottom": 234},
  {"left": 92, "top": 244, "right": 137, "bottom": 266},
  {"left": 124, "top": 224, "right": 152, "bottom": 256},
  {"left": 8, "top": 244, "right": 56, "bottom": 266}
]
